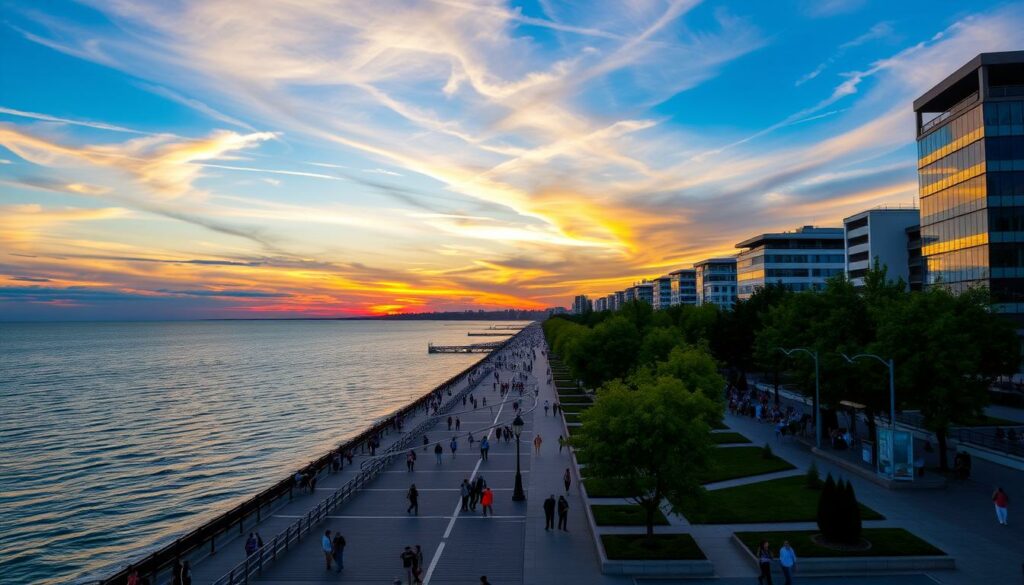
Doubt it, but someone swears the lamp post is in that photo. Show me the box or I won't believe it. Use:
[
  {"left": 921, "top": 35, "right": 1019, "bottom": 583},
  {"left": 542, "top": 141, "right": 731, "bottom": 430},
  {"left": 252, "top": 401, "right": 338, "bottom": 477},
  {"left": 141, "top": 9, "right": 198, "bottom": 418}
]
[
  {"left": 512, "top": 414, "right": 525, "bottom": 501},
  {"left": 777, "top": 347, "right": 821, "bottom": 449},
  {"left": 841, "top": 353, "right": 896, "bottom": 479}
]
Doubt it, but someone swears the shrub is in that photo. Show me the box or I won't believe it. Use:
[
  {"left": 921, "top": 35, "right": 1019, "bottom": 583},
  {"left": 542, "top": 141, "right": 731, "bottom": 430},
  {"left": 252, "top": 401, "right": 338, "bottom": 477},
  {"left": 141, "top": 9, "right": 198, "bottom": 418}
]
[
  {"left": 816, "top": 473, "right": 837, "bottom": 539},
  {"left": 816, "top": 474, "right": 863, "bottom": 545},
  {"left": 806, "top": 461, "right": 821, "bottom": 489},
  {"left": 842, "top": 479, "right": 863, "bottom": 542},
  {"left": 761, "top": 442, "right": 774, "bottom": 459}
]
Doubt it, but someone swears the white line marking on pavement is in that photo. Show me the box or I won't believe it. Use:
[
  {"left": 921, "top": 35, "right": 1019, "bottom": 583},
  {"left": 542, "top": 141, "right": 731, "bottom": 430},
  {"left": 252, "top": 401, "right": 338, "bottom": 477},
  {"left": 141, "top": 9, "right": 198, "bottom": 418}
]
[{"left": 423, "top": 542, "right": 444, "bottom": 584}]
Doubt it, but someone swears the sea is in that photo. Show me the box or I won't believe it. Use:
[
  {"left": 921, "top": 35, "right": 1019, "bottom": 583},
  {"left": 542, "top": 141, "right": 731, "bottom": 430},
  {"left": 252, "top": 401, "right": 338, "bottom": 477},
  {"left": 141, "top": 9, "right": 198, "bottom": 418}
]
[{"left": 0, "top": 320, "right": 522, "bottom": 584}]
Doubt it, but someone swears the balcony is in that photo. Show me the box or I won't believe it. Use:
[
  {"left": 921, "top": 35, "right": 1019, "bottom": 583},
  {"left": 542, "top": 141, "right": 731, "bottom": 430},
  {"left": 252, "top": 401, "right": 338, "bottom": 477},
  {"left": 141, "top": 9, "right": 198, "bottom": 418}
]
[{"left": 920, "top": 91, "right": 979, "bottom": 135}]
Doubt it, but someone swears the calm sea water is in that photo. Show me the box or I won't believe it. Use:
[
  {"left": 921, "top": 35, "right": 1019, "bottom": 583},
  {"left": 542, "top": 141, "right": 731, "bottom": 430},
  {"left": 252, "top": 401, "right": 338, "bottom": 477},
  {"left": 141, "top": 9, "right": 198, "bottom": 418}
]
[{"left": 0, "top": 320, "right": 519, "bottom": 584}]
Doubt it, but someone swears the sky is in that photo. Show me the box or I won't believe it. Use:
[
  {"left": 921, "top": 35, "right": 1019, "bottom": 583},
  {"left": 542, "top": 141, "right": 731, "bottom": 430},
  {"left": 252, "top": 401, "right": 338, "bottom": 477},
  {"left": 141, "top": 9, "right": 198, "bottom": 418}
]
[{"left": 1, "top": 0, "right": 1023, "bottom": 320}]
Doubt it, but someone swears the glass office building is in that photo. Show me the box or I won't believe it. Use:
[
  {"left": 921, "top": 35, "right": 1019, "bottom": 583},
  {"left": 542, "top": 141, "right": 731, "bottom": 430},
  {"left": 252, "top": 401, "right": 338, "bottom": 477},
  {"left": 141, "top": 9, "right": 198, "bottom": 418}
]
[
  {"left": 734, "top": 226, "right": 845, "bottom": 300},
  {"left": 694, "top": 257, "right": 738, "bottom": 309},
  {"left": 915, "top": 51, "right": 1024, "bottom": 319}
]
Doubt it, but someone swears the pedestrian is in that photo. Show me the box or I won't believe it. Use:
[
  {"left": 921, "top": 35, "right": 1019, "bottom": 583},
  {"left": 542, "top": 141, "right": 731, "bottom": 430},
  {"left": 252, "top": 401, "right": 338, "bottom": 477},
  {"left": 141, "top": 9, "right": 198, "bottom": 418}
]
[
  {"left": 450, "top": 437, "right": 458, "bottom": 459},
  {"left": 563, "top": 467, "right": 571, "bottom": 492},
  {"left": 407, "top": 450, "right": 416, "bottom": 472},
  {"left": 557, "top": 495, "right": 569, "bottom": 531},
  {"left": 179, "top": 561, "right": 192, "bottom": 585},
  {"left": 435, "top": 442, "right": 444, "bottom": 464},
  {"left": 779, "top": 540, "right": 796, "bottom": 585},
  {"left": 480, "top": 577, "right": 491, "bottom": 585},
  {"left": 543, "top": 494, "right": 556, "bottom": 530},
  {"left": 423, "top": 435, "right": 429, "bottom": 451},
  {"left": 245, "top": 531, "right": 258, "bottom": 557},
  {"left": 407, "top": 483, "right": 419, "bottom": 515},
  {"left": 456, "top": 417, "right": 461, "bottom": 431},
  {"left": 171, "top": 560, "right": 183, "bottom": 585},
  {"left": 400, "top": 546, "right": 417, "bottom": 585},
  {"left": 468, "top": 432, "right": 475, "bottom": 447},
  {"left": 480, "top": 437, "right": 490, "bottom": 461},
  {"left": 322, "top": 530, "right": 333, "bottom": 571},
  {"left": 994, "top": 486, "right": 1010, "bottom": 525},
  {"left": 757, "top": 540, "right": 773, "bottom": 585},
  {"left": 481, "top": 486, "right": 494, "bottom": 517},
  {"left": 461, "top": 478, "right": 471, "bottom": 511},
  {"left": 448, "top": 416, "right": 453, "bottom": 431},
  {"left": 332, "top": 532, "right": 346, "bottom": 573},
  {"left": 414, "top": 545, "right": 425, "bottom": 584},
  {"left": 558, "top": 435, "right": 565, "bottom": 453},
  {"left": 544, "top": 400, "right": 550, "bottom": 416},
  {"left": 127, "top": 567, "right": 139, "bottom": 585},
  {"left": 533, "top": 434, "right": 543, "bottom": 455}
]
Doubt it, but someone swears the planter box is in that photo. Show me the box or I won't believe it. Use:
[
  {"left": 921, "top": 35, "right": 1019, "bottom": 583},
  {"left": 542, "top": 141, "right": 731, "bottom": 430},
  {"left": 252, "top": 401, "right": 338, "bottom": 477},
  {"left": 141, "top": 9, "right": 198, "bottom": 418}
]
[{"left": 730, "top": 533, "right": 955, "bottom": 575}]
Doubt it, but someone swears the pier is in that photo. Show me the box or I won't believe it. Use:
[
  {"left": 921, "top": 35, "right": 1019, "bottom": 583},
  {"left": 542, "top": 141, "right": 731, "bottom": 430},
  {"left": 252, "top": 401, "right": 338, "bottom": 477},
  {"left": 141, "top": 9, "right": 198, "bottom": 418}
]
[{"left": 428, "top": 341, "right": 503, "bottom": 353}]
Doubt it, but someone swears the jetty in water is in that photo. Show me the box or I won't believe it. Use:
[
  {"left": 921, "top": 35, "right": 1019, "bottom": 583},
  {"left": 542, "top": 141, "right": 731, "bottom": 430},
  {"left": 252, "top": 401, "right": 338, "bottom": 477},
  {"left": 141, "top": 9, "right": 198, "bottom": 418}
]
[{"left": 427, "top": 341, "right": 504, "bottom": 353}]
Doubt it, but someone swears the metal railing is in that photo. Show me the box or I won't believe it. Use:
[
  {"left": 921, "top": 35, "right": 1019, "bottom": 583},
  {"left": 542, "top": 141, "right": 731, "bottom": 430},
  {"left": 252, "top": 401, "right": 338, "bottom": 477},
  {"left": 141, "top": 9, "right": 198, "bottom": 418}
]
[
  {"left": 920, "top": 91, "right": 979, "bottom": 135},
  {"left": 954, "top": 427, "right": 1024, "bottom": 458},
  {"left": 98, "top": 327, "right": 530, "bottom": 585}
]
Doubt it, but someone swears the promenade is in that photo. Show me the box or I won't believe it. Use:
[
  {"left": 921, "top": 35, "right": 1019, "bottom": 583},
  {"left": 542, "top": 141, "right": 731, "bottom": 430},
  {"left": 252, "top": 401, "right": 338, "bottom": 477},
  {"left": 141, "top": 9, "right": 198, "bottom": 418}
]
[{"left": 189, "top": 326, "right": 607, "bottom": 585}]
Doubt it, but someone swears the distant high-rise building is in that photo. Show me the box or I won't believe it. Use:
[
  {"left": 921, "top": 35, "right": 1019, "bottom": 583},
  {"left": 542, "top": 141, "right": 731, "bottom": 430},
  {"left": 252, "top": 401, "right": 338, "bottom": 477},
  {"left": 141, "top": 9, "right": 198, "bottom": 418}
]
[
  {"left": 906, "top": 224, "right": 924, "bottom": 291},
  {"left": 605, "top": 294, "right": 616, "bottom": 311},
  {"left": 669, "top": 268, "right": 698, "bottom": 306},
  {"left": 594, "top": 297, "right": 607, "bottom": 312},
  {"left": 571, "top": 294, "right": 590, "bottom": 315},
  {"left": 914, "top": 51, "right": 1024, "bottom": 320},
  {"left": 653, "top": 276, "right": 673, "bottom": 310},
  {"left": 694, "top": 257, "right": 738, "bottom": 309},
  {"left": 843, "top": 209, "right": 920, "bottom": 287},
  {"left": 614, "top": 290, "right": 625, "bottom": 308},
  {"left": 624, "top": 287, "right": 636, "bottom": 303},
  {"left": 634, "top": 281, "right": 655, "bottom": 305},
  {"left": 735, "top": 226, "right": 845, "bottom": 300}
]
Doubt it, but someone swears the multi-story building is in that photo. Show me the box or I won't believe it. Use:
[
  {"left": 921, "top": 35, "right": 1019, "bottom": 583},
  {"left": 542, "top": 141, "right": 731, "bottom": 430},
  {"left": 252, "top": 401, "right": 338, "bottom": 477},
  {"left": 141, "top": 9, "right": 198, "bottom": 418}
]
[
  {"left": 593, "top": 297, "right": 606, "bottom": 312},
  {"left": 634, "top": 281, "right": 655, "bottom": 305},
  {"left": 843, "top": 208, "right": 920, "bottom": 287},
  {"left": 906, "top": 224, "right": 924, "bottom": 291},
  {"left": 735, "top": 226, "right": 845, "bottom": 300},
  {"left": 624, "top": 287, "right": 636, "bottom": 303},
  {"left": 653, "top": 276, "right": 673, "bottom": 310},
  {"left": 914, "top": 51, "right": 1024, "bottom": 319},
  {"left": 614, "top": 290, "right": 625, "bottom": 309},
  {"left": 605, "top": 294, "right": 616, "bottom": 311},
  {"left": 571, "top": 294, "right": 590, "bottom": 315},
  {"left": 669, "top": 268, "right": 698, "bottom": 306},
  {"left": 694, "top": 257, "right": 738, "bottom": 309}
]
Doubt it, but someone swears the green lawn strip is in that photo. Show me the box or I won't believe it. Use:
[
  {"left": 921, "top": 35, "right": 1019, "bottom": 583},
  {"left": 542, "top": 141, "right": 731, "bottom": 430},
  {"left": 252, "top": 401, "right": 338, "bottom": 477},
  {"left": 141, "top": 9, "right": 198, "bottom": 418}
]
[
  {"left": 710, "top": 419, "right": 729, "bottom": 430},
  {"left": 583, "top": 477, "right": 637, "bottom": 498},
  {"left": 673, "top": 475, "right": 884, "bottom": 524},
  {"left": 563, "top": 412, "right": 582, "bottom": 424},
  {"left": 735, "top": 529, "right": 945, "bottom": 557},
  {"left": 601, "top": 534, "right": 706, "bottom": 560},
  {"left": 558, "top": 403, "right": 592, "bottom": 414},
  {"left": 710, "top": 431, "right": 751, "bottom": 444},
  {"left": 699, "top": 447, "right": 796, "bottom": 484},
  {"left": 556, "top": 396, "right": 594, "bottom": 404},
  {"left": 591, "top": 504, "right": 669, "bottom": 526}
]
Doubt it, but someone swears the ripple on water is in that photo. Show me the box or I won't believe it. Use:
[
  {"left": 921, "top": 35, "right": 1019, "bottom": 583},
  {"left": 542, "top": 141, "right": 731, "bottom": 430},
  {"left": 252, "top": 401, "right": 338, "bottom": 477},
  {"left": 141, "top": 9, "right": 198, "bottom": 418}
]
[{"left": 0, "top": 320, "right": 508, "bottom": 584}]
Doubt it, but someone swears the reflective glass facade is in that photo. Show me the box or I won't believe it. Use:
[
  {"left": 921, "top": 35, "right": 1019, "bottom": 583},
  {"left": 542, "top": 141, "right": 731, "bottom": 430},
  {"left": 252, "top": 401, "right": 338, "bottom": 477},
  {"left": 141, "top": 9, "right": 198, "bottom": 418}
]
[
  {"left": 735, "top": 228, "right": 844, "bottom": 299},
  {"left": 695, "top": 259, "right": 737, "bottom": 309},
  {"left": 915, "top": 52, "right": 1024, "bottom": 316}
]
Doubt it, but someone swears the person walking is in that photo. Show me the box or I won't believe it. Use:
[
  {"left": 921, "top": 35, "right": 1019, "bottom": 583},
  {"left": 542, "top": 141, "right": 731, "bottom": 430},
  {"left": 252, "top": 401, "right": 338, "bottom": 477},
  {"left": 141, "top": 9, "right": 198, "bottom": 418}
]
[
  {"left": 481, "top": 486, "right": 494, "bottom": 517},
  {"left": 434, "top": 442, "right": 444, "bottom": 464},
  {"left": 557, "top": 495, "right": 569, "bottom": 531},
  {"left": 322, "top": 530, "right": 334, "bottom": 571},
  {"left": 400, "top": 546, "right": 417, "bottom": 585},
  {"left": 414, "top": 545, "right": 425, "bottom": 584},
  {"left": 179, "top": 561, "right": 192, "bottom": 585},
  {"left": 544, "top": 400, "right": 550, "bottom": 416},
  {"left": 563, "top": 468, "right": 572, "bottom": 493},
  {"left": 480, "top": 437, "right": 490, "bottom": 461},
  {"left": 479, "top": 577, "right": 491, "bottom": 585},
  {"left": 332, "top": 532, "right": 346, "bottom": 573},
  {"left": 757, "top": 540, "right": 773, "bottom": 585},
  {"left": 558, "top": 435, "right": 565, "bottom": 453},
  {"left": 448, "top": 416, "right": 453, "bottom": 431},
  {"left": 994, "top": 487, "right": 1010, "bottom": 525},
  {"left": 533, "top": 434, "right": 543, "bottom": 455},
  {"left": 779, "top": 540, "right": 796, "bottom": 585},
  {"left": 455, "top": 417, "right": 461, "bottom": 431},
  {"left": 460, "top": 478, "right": 471, "bottom": 512},
  {"left": 170, "top": 560, "right": 183, "bottom": 585},
  {"left": 450, "top": 437, "right": 458, "bottom": 459},
  {"left": 543, "top": 494, "right": 556, "bottom": 530},
  {"left": 245, "top": 532, "right": 258, "bottom": 557},
  {"left": 407, "top": 450, "right": 416, "bottom": 472},
  {"left": 407, "top": 484, "right": 419, "bottom": 515}
]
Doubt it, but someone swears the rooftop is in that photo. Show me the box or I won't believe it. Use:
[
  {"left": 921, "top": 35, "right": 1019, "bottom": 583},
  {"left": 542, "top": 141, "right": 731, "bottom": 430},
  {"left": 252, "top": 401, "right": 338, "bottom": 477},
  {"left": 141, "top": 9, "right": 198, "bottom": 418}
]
[
  {"left": 914, "top": 51, "right": 1024, "bottom": 113},
  {"left": 735, "top": 226, "right": 844, "bottom": 249}
]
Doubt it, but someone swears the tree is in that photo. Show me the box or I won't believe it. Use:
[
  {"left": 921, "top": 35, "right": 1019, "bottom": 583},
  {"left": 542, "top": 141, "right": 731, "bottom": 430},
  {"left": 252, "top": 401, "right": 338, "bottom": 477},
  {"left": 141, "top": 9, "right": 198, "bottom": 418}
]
[
  {"left": 572, "top": 376, "right": 720, "bottom": 537},
  {"left": 816, "top": 473, "right": 837, "bottom": 539},
  {"left": 872, "top": 287, "right": 1018, "bottom": 469}
]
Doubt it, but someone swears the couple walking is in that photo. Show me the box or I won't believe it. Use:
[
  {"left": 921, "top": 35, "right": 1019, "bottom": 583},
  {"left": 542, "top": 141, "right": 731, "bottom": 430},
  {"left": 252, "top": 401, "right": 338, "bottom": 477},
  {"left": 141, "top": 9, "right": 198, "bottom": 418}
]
[
  {"left": 320, "top": 529, "right": 346, "bottom": 573},
  {"left": 543, "top": 494, "right": 569, "bottom": 531}
]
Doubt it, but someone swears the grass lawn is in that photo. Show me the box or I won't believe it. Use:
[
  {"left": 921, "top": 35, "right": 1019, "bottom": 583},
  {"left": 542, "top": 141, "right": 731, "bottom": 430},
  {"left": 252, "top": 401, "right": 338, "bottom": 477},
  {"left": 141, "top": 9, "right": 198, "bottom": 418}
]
[
  {"left": 699, "top": 446, "right": 796, "bottom": 484},
  {"left": 710, "top": 432, "right": 751, "bottom": 444},
  {"left": 674, "top": 475, "right": 884, "bottom": 524},
  {"left": 591, "top": 504, "right": 670, "bottom": 526},
  {"left": 736, "top": 528, "right": 945, "bottom": 557},
  {"left": 584, "top": 477, "right": 636, "bottom": 498},
  {"left": 601, "top": 534, "right": 706, "bottom": 560},
  {"left": 710, "top": 419, "right": 729, "bottom": 430},
  {"left": 558, "top": 403, "right": 592, "bottom": 413},
  {"left": 563, "top": 412, "right": 583, "bottom": 424},
  {"left": 556, "top": 396, "right": 593, "bottom": 404}
]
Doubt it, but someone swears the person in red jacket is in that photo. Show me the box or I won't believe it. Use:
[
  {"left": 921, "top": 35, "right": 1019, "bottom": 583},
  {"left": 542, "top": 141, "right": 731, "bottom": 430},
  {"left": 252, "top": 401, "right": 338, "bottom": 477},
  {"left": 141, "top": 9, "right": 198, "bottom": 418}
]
[
  {"left": 481, "top": 487, "right": 494, "bottom": 517},
  {"left": 993, "top": 487, "right": 1010, "bottom": 525}
]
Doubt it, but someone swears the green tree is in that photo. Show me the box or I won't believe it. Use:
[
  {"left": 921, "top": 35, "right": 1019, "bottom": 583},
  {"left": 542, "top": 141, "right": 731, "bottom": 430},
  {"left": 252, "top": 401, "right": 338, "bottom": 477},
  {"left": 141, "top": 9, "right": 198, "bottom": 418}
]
[
  {"left": 572, "top": 376, "right": 720, "bottom": 537},
  {"left": 872, "top": 287, "right": 1018, "bottom": 469},
  {"left": 651, "top": 344, "right": 726, "bottom": 404},
  {"left": 637, "top": 326, "right": 681, "bottom": 368}
]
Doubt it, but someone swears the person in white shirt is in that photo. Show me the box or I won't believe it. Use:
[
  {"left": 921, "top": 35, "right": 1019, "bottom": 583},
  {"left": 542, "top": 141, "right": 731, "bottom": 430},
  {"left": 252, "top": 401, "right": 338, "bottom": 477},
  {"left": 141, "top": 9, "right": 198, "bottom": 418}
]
[{"left": 779, "top": 540, "right": 797, "bottom": 585}]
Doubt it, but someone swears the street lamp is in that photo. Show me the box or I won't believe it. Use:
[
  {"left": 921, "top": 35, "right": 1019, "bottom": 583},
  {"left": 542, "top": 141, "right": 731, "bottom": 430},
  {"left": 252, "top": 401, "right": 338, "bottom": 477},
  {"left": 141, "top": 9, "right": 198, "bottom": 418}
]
[
  {"left": 841, "top": 353, "right": 896, "bottom": 479},
  {"left": 777, "top": 347, "right": 821, "bottom": 449},
  {"left": 512, "top": 414, "right": 525, "bottom": 501}
]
